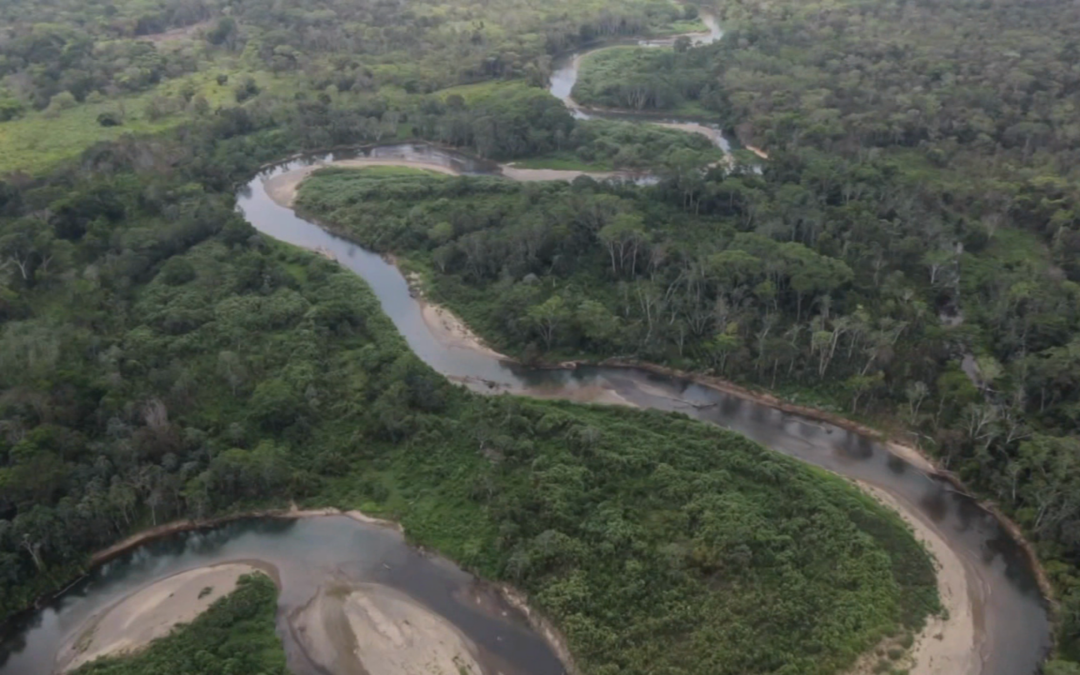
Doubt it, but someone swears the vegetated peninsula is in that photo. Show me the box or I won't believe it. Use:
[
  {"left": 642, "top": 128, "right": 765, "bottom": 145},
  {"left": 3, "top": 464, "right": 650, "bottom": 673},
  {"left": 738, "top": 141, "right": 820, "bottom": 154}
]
[
  {"left": 68, "top": 573, "right": 287, "bottom": 675},
  {"left": 0, "top": 159, "right": 937, "bottom": 674}
]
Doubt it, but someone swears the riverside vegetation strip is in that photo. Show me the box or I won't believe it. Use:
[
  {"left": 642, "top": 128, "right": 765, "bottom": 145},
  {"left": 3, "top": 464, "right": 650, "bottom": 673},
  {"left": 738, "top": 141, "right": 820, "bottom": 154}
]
[
  {"left": 0, "top": 181, "right": 939, "bottom": 674},
  {"left": 1, "top": 0, "right": 1068, "bottom": 670},
  {"left": 0, "top": 130, "right": 939, "bottom": 674},
  {"left": 567, "top": 5, "right": 1080, "bottom": 664}
]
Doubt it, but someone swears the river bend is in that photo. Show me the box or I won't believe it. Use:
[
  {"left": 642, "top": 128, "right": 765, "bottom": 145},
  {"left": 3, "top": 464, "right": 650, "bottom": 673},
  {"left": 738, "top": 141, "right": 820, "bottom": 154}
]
[{"left": 0, "top": 15, "right": 1052, "bottom": 675}]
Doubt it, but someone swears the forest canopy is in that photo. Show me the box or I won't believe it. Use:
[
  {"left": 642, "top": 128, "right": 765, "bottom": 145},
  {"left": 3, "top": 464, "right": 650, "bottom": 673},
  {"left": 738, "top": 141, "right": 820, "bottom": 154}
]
[
  {"left": 0, "top": 133, "right": 936, "bottom": 674},
  {"left": 560, "top": 0, "right": 1080, "bottom": 661},
  {"left": 4, "top": 0, "right": 1080, "bottom": 669}
]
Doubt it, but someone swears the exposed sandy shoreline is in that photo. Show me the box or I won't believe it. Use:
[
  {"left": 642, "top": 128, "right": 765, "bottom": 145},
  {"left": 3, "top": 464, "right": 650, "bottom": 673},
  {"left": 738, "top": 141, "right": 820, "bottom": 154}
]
[
  {"left": 417, "top": 299, "right": 509, "bottom": 360},
  {"left": 259, "top": 156, "right": 1061, "bottom": 674},
  {"left": 854, "top": 484, "right": 980, "bottom": 675},
  {"left": 263, "top": 157, "right": 647, "bottom": 215},
  {"left": 56, "top": 563, "right": 269, "bottom": 672},
  {"left": 293, "top": 582, "right": 486, "bottom": 675},
  {"left": 412, "top": 296, "right": 982, "bottom": 673},
  {"left": 745, "top": 144, "right": 770, "bottom": 159},
  {"left": 74, "top": 505, "right": 578, "bottom": 675}
]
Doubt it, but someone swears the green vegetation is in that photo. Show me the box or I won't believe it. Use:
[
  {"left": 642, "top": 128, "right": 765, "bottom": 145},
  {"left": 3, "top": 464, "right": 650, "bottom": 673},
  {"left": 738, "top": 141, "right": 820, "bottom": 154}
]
[
  {"left": 555, "top": 0, "right": 1080, "bottom": 662},
  {"left": 0, "top": 69, "right": 286, "bottom": 176},
  {"left": 11, "top": 0, "right": 1080, "bottom": 666},
  {"left": 0, "top": 0, "right": 706, "bottom": 175},
  {"left": 572, "top": 45, "right": 722, "bottom": 116},
  {"left": 503, "top": 118, "right": 724, "bottom": 172},
  {"left": 72, "top": 574, "right": 287, "bottom": 675},
  {"left": 0, "top": 112, "right": 937, "bottom": 674}
]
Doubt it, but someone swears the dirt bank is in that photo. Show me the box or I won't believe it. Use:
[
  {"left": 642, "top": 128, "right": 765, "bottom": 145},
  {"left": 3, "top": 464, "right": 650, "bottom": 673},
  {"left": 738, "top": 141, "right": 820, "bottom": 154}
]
[
  {"left": 292, "top": 582, "right": 486, "bottom": 675},
  {"left": 498, "top": 585, "right": 581, "bottom": 675},
  {"left": 264, "top": 158, "right": 642, "bottom": 213},
  {"left": 854, "top": 484, "right": 980, "bottom": 675},
  {"left": 500, "top": 165, "right": 631, "bottom": 182},
  {"left": 418, "top": 300, "right": 511, "bottom": 360},
  {"left": 56, "top": 563, "right": 268, "bottom": 672},
  {"left": 401, "top": 286, "right": 988, "bottom": 673},
  {"left": 258, "top": 157, "right": 1052, "bottom": 674},
  {"left": 374, "top": 292, "right": 991, "bottom": 673},
  {"left": 77, "top": 505, "right": 583, "bottom": 673},
  {"left": 654, "top": 120, "right": 727, "bottom": 146}
]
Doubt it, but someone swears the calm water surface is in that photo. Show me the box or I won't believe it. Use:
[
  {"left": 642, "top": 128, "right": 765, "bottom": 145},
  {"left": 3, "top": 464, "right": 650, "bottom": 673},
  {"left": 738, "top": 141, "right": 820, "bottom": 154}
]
[
  {"left": 0, "top": 12, "right": 1053, "bottom": 673},
  {"left": 238, "top": 148, "right": 1051, "bottom": 675},
  {"left": 0, "top": 517, "right": 565, "bottom": 675}
]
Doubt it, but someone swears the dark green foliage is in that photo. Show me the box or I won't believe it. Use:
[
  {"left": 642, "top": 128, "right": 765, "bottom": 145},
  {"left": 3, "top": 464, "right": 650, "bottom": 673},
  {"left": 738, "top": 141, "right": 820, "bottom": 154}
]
[
  {"left": 96, "top": 111, "right": 122, "bottom": 127},
  {"left": 233, "top": 77, "right": 260, "bottom": 104},
  {"left": 531, "top": 118, "right": 724, "bottom": 170},
  {"left": 0, "top": 0, "right": 708, "bottom": 115},
  {"left": 573, "top": 45, "right": 726, "bottom": 116},
  {"left": 569, "top": 0, "right": 1080, "bottom": 661},
  {"left": 297, "top": 138, "right": 1080, "bottom": 654},
  {"left": 416, "top": 83, "right": 575, "bottom": 160},
  {"left": 0, "top": 129, "right": 937, "bottom": 675},
  {"left": 363, "top": 397, "right": 939, "bottom": 674},
  {"left": 72, "top": 574, "right": 287, "bottom": 675}
]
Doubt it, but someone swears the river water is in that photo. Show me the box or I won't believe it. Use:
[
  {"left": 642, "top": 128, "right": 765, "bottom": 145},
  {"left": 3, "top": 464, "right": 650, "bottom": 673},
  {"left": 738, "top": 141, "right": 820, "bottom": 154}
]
[
  {"left": 240, "top": 148, "right": 1051, "bottom": 675},
  {"left": 0, "top": 15, "right": 1053, "bottom": 675},
  {"left": 0, "top": 517, "right": 565, "bottom": 675}
]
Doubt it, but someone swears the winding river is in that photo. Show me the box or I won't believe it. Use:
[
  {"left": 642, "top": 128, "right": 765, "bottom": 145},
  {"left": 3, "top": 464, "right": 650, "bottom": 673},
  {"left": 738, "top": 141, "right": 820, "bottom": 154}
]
[{"left": 0, "top": 12, "right": 1053, "bottom": 675}]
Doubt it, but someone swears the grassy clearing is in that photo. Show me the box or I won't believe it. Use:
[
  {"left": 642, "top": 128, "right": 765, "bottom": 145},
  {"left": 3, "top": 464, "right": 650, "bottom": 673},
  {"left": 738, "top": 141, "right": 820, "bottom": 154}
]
[{"left": 0, "top": 66, "right": 297, "bottom": 176}]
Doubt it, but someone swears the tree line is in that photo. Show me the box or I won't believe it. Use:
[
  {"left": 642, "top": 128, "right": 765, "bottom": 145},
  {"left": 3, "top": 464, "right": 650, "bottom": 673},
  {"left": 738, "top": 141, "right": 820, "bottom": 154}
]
[{"left": 0, "top": 83, "right": 939, "bottom": 675}]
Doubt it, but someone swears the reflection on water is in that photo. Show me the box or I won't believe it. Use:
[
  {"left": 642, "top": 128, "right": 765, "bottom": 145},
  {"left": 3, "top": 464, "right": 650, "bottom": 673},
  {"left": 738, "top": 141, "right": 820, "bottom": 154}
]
[
  {"left": 237, "top": 152, "right": 1050, "bottom": 674},
  {"left": 0, "top": 145, "right": 1053, "bottom": 675},
  {"left": 546, "top": 9, "right": 733, "bottom": 154},
  {"left": 0, "top": 518, "right": 565, "bottom": 675}
]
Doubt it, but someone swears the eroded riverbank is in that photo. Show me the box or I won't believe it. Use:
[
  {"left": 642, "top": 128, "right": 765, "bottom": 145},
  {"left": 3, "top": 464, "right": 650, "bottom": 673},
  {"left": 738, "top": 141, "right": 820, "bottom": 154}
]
[{"left": 249, "top": 148, "right": 1051, "bottom": 674}]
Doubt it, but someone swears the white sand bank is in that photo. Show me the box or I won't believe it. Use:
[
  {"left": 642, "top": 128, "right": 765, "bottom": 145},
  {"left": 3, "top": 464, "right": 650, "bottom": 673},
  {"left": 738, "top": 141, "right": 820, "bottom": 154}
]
[
  {"left": 853, "top": 483, "right": 980, "bottom": 675},
  {"left": 57, "top": 563, "right": 265, "bottom": 672},
  {"left": 293, "top": 582, "right": 485, "bottom": 675}
]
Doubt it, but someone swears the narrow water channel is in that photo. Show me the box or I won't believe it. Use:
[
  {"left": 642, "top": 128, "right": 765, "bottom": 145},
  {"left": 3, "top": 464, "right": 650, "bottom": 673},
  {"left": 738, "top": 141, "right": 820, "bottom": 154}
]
[
  {"left": 237, "top": 149, "right": 1051, "bottom": 675},
  {"left": 0, "top": 12, "right": 1054, "bottom": 675}
]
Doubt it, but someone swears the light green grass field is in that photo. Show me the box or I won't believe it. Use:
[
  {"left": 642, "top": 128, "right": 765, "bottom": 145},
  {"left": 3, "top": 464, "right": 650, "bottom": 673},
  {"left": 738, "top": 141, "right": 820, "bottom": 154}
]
[{"left": 0, "top": 66, "right": 296, "bottom": 176}]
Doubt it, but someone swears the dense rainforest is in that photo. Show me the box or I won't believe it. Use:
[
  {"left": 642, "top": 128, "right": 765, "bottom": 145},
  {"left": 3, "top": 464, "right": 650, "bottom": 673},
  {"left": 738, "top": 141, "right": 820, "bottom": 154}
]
[
  {"left": 299, "top": 0, "right": 1080, "bottom": 665},
  {"left": 2, "top": 0, "right": 1080, "bottom": 671},
  {"left": 565, "top": 0, "right": 1080, "bottom": 664},
  {"left": 0, "top": 0, "right": 707, "bottom": 173},
  {"left": 0, "top": 112, "right": 936, "bottom": 674}
]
